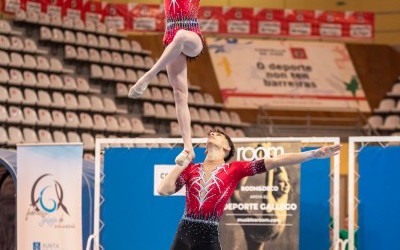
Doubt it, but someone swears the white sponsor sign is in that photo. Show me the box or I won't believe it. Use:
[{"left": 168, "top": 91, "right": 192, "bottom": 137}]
[
  {"left": 258, "top": 21, "right": 281, "bottom": 35},
  {"left": 154, "top": 165, "right": 185, "bottom": 196},
  {"left": 66, "top": 8, "right": 82, "bottom": 20},
  {"left": 207, "top": 38, "right": 370, "bottom": 112},
  {"left": 17, "top": 144, "right": 83, "bottom": 250},
  {"left": 26, "top": 1, "right": 41, "bottom": 14},
  {"left": 199, "top": 19, "right": 219, "bottom": 33},
  {"left": 350, "top": 24, "right": 372, "bottom": 38},
  {"left": 320, "top": 23, "right": 342, "bottom": 37},
  {"left": 5, "top": 0, "right": 20, "bottom": 13},
  {"left": 133, "top": 17, "right": 156, "bottom": 31},
  {"left": 289, "top": 22, "right": 312, "bottom": 36},
  {"left": 85, "top": 12, "right": 101, "bottom": 23},
  {"left": 47, "top": 6, "right": 62, "bottom": 19},
  {"left": 227, "top": 20, "right": 250, "bottom": 33},
  {"left": 104, "top": 16, "right": 125, "bottom": 30}
]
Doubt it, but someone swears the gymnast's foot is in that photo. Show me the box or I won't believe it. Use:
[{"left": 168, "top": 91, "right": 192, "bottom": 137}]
[
  {"left": 175, "top": 149, "right": 195, "bottom": 167},
  {"left": 128, "top": 74, "right": 153, "bottom": 98}
]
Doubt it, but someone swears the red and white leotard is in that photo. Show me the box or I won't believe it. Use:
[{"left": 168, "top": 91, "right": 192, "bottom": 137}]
[
  {"left": 175, "top": 159, "right": 267, "bottom": 225},
  {"left": 163, "top": 0, "right": 204, "bottom": 46}
]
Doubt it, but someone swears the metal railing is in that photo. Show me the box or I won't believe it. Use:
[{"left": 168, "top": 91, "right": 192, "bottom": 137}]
[{"left": 256, "top": 106, "right": 368, "bottom": 138}]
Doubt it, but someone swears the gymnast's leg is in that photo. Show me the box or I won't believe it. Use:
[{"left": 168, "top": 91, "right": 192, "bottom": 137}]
[
  {"left": 128, "top": 29, "right": 203, "bottom": 98},
  {"left": 166, "top": 53, "right": 195, "bottom": 164}
]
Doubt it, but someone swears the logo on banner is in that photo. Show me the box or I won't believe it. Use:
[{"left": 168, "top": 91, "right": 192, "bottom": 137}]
[
  {"left": 327, "top": 13, "right": 334, "bottom": 22},
  {"left": 235, "top": 10, "right": 242, "bottom": 19},
  {"left": 109, "top": 5, "right": 117, "bottom": 16},
  {"left": 140, "top": 5, "right": 148, "bottom": 15},
  {"left": 90, "top": 3, "right": 96, "bottom": 12},
  {"left": 237, "top": 145, "right": 285, "bottom": 161},
  {"left": 25, "top": 174, "right": 76, "bottom": 229},
  {"left": 70, "top": 0, "right": 77, "bottom": 9},
  {"left": 32, "top": 241, "right": 61, "bottom": 250},
  {"left": 296, "top": 14, "right": 304, "bottom": 21},
  {"left": 30, "top": 174, "right": 69, "bottom": 215},
  {"left": 291, "top": 48, "right": 307, "bottom": 59},
  {"left": 266, "top": 11, "right": 273, "bottom": 20},
  {"left": 204, "top": 9, "right": 212, "bottom": 18},
  {"left": 33, "top": 242, "right": 41, "bottom": 250},
  {"left": 356, "top": 14, "right": 365, "bottom": 23}
]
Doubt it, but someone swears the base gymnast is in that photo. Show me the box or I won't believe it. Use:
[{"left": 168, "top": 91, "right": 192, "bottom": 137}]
[{"left": 158, "top": 129, "right": 341, "bottom": 250}]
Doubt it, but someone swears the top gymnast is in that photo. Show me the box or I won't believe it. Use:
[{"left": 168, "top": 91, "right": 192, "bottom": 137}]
[{"left": 129, "top": 0, "right": 204, "bottom": 165}]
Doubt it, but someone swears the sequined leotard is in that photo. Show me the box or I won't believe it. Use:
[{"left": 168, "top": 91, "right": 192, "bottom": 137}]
[
  {"left": 171, "top": 159, "right": 267, "bottom": 249},
  {"left": 163, "top": 0, "right": 204, "bottom": 47}
]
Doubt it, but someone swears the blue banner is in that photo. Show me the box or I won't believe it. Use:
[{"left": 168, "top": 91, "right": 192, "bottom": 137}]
[
  {"left": 358, "top": 146, "right": 400, "bottom": 250},
  {"left": 102, "top": 148, "right": 205, "bottom": 250},
  {"left": 300, "top": 147, "right": 331, "bottom": 250},
  {"left": 102, "top": 146, "right": 331, "bottom": 250}
]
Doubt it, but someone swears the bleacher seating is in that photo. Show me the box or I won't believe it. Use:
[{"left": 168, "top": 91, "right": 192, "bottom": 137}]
[
  {"left": 364, "top": 78, "right": 400, "bottom": 136},
  {"left": 0, "top": 11, "right": 249, "bottom": 158}
]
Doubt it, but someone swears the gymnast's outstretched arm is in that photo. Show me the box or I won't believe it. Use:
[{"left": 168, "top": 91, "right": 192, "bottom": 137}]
[{"left": 263, "top": 144, "right": 341, "bottom": 170}]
